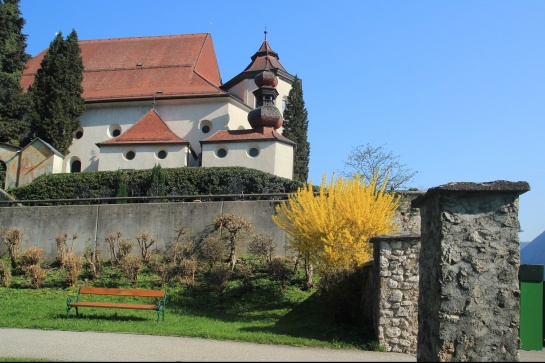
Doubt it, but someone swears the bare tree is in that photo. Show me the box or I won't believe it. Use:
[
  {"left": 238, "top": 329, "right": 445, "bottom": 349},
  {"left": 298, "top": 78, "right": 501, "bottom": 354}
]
[
  {"left": 214, "top": 214, "right": 254, "bottom": 270},
  {"left": 341, "top": 143, "right": 417, "bottom": 191}
]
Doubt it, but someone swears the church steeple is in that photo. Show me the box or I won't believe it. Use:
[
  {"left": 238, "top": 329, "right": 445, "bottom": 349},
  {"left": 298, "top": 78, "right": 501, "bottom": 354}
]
[{"left": 247, "top": 65, "right": 283, "bottom": 130}]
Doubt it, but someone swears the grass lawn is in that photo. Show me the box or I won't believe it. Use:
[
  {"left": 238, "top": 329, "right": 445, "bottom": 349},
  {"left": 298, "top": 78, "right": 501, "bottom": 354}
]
[{"left": 0, "top": 258, "right": 381, "bottom": 352}]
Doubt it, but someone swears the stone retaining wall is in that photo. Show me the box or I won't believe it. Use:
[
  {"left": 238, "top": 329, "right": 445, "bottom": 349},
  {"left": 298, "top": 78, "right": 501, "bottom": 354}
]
[{"left": 369, "top": 234, "right": 420, "bottom": 354}]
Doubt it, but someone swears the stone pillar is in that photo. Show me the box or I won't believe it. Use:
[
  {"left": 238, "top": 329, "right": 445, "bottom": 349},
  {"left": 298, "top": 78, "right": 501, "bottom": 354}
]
[
  {"left": 369, "top": 234, "right": 421, "bottom": 354},
  {"left": 411, "top": 181, "right": 530, "bottom": 362}
]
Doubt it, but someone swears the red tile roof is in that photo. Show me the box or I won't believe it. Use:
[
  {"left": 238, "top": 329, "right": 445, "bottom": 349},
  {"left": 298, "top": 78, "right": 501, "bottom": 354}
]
[
  {"left": 201, "top": 127, "right": 295, "bottom": 146},
  {"left": 243, "top": 40, "right": 287, "bottom": 73},
  {"left": 222, "top": 39, "right": 292, "bottom": 91},
  {"left": 97, "top": 109, "right": 188, "bottom": 146},
  {"left": 22, "top": 33, "right": 226, "bottom": 102}
]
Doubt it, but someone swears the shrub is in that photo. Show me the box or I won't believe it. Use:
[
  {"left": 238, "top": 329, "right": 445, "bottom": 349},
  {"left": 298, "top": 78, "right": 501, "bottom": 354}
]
[
  {"left": 316, "top": 267, "right": 366, "bottom": 326},
  {"left": 136, "top": 231, "right": 156, "bottom": 264},
  {"left": 20, "top": 247, "right": 45, "bottom": 267},
  {"left": 199, "top": 235, "right": 225, "bottom": 268},
  {"left": 106, "top": 232, "right": 133, "bottom": 265},
  {"left": 148, "top": 253, "right": 170, "bottom": 285},
  {"left": 27, "top": 264, "right": 46, "bottom": 289},
  {"left": 63, "top": 252, "right": 83, "bottom": 287},
  {"left": 249, "top": 233, "right": 276, "bottom": 265},
  {"left": 269, "top": 256, "right": 294, "bottom": 288},
  {"left": 8, "top": 166, "right": 303, "bottom": 203},
  {"left": 208, "top": 263, "right": 232, "bottom": 293},
  {"left": 214, "top": 214, "right": 254, "bottom": 270},
  {"left": 83, "top": 244, "right": 102, "bottom": 281},
  {"left": 180, "top": 258, "right": 197, "bottom": 286},
  {"left": 0, "top": 227, "right": 23, "bottom": 268},
  {"left": 234, "top": 262, "right": 255, "bottom": 292},
  {"left": 55, "top": 232, "right": 79, "bottom": 267},
  {"left": 119, "top": 254, "right": 142, "bottom": 288},
  {"left": 273, "top": 173, "right": 399, "bottom": 273},
  {"left": 148, "top": 164, "right": 166, "bottom": 199},
  {"left": 172, "top": 227, "right": 196, "bottom": 265},
  {"left": 115, "top": 169, "right": 128, "bottom": 204},
  {"left": 0, "top": 260, "right": 12, "bottom": 287}
]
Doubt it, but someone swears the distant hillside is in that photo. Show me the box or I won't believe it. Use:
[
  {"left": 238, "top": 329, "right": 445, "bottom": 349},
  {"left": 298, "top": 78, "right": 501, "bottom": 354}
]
[
  {"left": 520, "top": 231, "right": 545, "bottom": 274},
  {"left": 520, "top": 242, "right": 531, "bottom": 250}
]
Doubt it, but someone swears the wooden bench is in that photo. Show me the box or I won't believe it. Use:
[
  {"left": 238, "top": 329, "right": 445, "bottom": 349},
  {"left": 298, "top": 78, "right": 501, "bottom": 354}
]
[{"left": 66, "top": 287, "right": 166, "bottom": 322}]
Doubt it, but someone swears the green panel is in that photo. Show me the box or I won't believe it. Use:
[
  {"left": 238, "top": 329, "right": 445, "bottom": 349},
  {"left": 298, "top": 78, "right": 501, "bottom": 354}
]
[
  {"left": 520, "top": 280, "right": 544, "bottom": 350},
  {"left": 520, "top": 264, "right": 544, "bottom": 282}
]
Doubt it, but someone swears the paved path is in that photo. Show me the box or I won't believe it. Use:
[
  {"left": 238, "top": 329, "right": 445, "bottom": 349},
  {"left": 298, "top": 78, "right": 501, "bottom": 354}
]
[{"left": 0, "top": 328, "right": 544, "bottom": 362}]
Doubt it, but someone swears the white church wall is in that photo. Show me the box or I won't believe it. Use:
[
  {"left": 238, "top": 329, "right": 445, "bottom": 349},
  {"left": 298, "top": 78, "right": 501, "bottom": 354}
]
[
  {"left": 97, "top": 144, "right": 188, "bottom": 171},
  {"left": 272, "top": 142, "right": 294, "bottom": 180},
  {"left": 201, "top": 140, "right": 293, "bottom": 179},
  {"left": 65, "top": 97, "right": 252, "bottom": 174}
]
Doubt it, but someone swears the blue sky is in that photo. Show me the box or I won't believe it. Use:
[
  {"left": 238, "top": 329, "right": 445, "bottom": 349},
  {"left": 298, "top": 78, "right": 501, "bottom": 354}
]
[{"left": 18, "top": 0, "right": 545, "bottom": 243}]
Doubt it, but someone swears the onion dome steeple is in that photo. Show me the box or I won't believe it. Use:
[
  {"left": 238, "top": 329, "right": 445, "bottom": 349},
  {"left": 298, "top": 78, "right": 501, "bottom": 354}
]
[{"left": 247, "top": 57, "right": 283, "bottom": 130}]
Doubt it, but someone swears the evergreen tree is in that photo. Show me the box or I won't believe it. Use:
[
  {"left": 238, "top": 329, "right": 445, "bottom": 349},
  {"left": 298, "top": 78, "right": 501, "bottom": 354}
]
[
  {"left": 115, "top": 170, "right": 128, "bottom": 204},
  {"left": 282, "top": 75, "right": 310, "bottom": 183},
  {"left": 0, "top": 0, "right": 31, "bottom": 145},
  {"left": 148, "top": 164, "right": 166, "bottom": 200},
  {"left": 28, "top": 29, "right": 84, "bottom": 155}
]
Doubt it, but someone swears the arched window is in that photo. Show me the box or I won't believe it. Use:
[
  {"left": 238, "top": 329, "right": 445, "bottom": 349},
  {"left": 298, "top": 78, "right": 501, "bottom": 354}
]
[
  {"left": 71, "top": 160, "right": 81, "bottom": 173},
  {"left": 0, "top": 161, "right": 6, "bottom": 189}
]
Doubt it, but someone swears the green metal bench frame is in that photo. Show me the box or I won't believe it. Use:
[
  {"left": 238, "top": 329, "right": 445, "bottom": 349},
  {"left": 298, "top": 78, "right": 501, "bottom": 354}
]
[{"left": 66, "top": 287, "right": 166, "bottom": 322}]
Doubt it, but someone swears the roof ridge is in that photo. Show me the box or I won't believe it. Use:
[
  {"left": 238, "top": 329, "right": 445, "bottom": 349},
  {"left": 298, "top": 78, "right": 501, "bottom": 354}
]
[
  {"left": 84, "top": 64, "right": 193, "bottom": 73},
  {"left": 79, "top": 33, "right": 209, "bottom": 44}
]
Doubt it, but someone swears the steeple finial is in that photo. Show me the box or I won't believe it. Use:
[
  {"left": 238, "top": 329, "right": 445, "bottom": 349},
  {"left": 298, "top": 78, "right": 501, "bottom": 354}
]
[{"left": 264, "top": 27, "right": 267, "bottom": 41}]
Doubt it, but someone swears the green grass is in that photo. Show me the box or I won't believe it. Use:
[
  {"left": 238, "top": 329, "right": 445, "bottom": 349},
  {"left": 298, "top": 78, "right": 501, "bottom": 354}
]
[{"left": 0, "top": 258, "right": 382, "bottom": 352}]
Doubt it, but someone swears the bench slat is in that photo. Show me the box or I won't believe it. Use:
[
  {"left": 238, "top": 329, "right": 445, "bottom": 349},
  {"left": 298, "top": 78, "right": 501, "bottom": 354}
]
[
  {"left": 69, "top": 302, "right": 158, "bottom": 310},
  {"left": 79, "top": 287, "right": 165, "bottom": 298}
]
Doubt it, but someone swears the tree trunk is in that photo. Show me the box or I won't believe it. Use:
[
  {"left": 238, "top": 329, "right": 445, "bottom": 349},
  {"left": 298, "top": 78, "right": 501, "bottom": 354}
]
[
  {"left": 304, "top": 253, "right": 314, "bottom": 289},
  {"left": 229, "top": 237, "right": 237, "bottom": 270}
]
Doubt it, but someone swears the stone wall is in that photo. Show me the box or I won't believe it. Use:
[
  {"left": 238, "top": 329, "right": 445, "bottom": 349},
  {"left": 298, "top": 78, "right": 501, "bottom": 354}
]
[
  {"left": 368, "top": 234, "right": 420, "bottom": 354},
  {"left": 412, "top": 181, "right": 529, "bottom": 362}
]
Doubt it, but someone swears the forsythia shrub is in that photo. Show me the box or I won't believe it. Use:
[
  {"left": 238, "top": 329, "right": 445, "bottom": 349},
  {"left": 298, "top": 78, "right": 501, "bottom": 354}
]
[{"left": 273, "top": 173, "right": 399, "bottom": 272}]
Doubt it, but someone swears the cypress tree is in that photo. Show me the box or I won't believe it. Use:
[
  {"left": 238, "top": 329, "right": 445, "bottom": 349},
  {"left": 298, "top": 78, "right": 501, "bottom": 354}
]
[
  {"left": 282, "top": 75, "right": 310, "bottom": 183},
  {"left": 115, "top": 170, "right": 128, "bottom": 204},
  {"left": 0, "top": 0, "right": 31, "bottom": 145},
  {"left": 28, "top": 29, "right": 84, "bottom": 155},
  {"left": 148, "top": 164, "right": 166, "bottom": 200}
]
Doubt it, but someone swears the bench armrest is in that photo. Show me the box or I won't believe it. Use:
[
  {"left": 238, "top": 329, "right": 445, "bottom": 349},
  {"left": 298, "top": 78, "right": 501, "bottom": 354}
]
[
  {"left": 157, "top": 297, "right": 166, "bottom": 309},
  {"left": 66, "top": 294, "right": 79, "bottom": 305}
]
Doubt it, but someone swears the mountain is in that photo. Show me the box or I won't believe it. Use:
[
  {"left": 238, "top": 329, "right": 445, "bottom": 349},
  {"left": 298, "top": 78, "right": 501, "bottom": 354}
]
[{"left": 520, "top": 231, "right": 545, "bottom": 278}]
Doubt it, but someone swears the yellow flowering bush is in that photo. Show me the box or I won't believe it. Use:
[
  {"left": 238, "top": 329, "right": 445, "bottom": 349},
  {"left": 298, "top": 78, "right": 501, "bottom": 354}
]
[{"left": 273, "top": 173, "right": 399, "bottom": 272}]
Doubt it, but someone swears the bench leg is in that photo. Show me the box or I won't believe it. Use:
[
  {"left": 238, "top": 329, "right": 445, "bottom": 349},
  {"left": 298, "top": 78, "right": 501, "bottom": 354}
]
[
  {"left": 66, "top": 306, "right": 71, "bottom": 319},
  {"left": 156, "top": 308, "right": 165, "bottom": 323}
]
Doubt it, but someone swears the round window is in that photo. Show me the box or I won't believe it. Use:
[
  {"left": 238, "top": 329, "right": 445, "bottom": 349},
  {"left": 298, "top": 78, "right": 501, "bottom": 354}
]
[
  {"left": 74, "top": 128, "right": 84, "bottom": 139},
  {"left": 200, "top": 120, "right": 212, "bottom": 134},
  {"left": 125, "top": 151, "right": 135, "bottom": 160},
  {"left": 157, "top": 150, "right": 167, "bottom": 159},
  {"left": 216, "top": 148, "right": 227, "bottom": 158},
  {"left": 109, "top": 124, "right": 122, "bottom": 138},
  {"left": 248, "top": 147, "right": 259, "bottom": 157}
]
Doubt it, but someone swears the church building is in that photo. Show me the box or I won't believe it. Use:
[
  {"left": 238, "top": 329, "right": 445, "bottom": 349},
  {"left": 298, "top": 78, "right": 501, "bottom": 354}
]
[{"left": 0, "top": 31, "right": 296, "bottom": 189}]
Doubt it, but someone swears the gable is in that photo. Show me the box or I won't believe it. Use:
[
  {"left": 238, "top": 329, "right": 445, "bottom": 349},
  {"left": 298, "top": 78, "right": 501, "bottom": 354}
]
[{"left": 97, "top": 109, "right": 188, "bottom": 146}]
